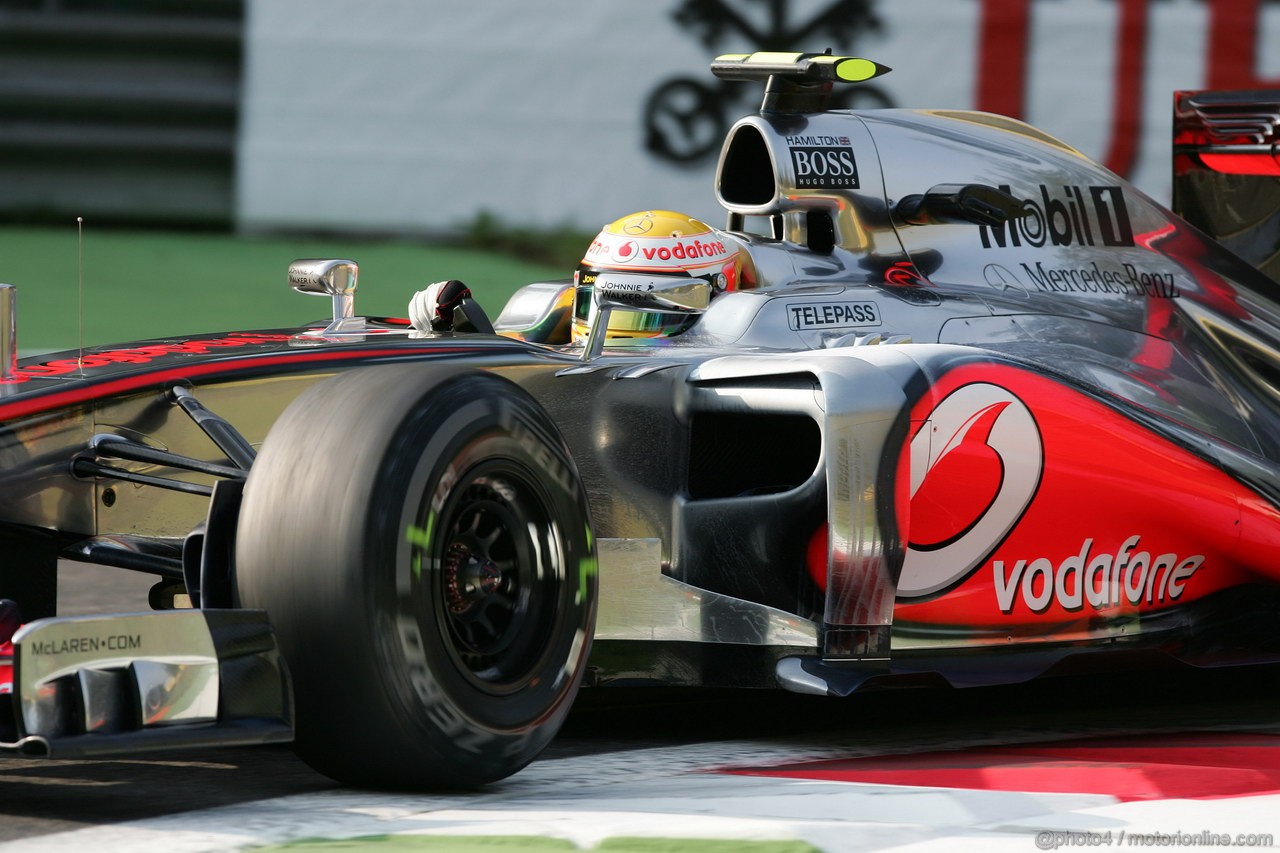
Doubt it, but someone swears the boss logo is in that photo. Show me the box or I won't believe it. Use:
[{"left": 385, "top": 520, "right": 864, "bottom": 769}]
[{"left": 789, "top": 146, "right": 859, "bottom": 189}]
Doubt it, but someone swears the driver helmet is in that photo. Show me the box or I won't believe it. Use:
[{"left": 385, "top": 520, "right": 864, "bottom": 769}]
[{"left": 572, "top": 210, "right": 754, "bottom": 344}]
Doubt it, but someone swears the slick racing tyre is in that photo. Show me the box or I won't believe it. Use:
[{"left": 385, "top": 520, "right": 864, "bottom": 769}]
[{"left": 236, "top": 365, "right": 596, "bottom": 788}]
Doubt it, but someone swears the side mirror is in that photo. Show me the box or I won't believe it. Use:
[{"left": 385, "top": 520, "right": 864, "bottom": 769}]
[
  {"left": 896, "top": 184, "right": 1026, "bottom": 227},
  {"left": 287, "top": 258, "right": 357, "bottom": 296},
  {"left": 0, "top": 283, "right": 16, "bottom": 386},
  {"left": 582, "top": 273, "right": 712, "bottom": 360},
  {"left": 287, "top": 259, "right": 365, "bottom": 335}
]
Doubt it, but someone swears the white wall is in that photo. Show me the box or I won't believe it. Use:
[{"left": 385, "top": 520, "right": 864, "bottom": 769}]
[{"left": 236, "top": 0, "right": 1278, "bottom": 236}]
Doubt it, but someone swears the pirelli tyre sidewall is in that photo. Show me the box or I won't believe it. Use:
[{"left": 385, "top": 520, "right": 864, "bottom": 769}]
[
  {"left": 381, "top": 376, "right": 595, "bottom": 754},
  {"left": 236, "top": 365, "right": 596, "bottom": 789}
]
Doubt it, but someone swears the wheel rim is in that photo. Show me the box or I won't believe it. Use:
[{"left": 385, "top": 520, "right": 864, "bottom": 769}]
[{"left": 430, "top": 460, "right": 560, "bottom": 694}]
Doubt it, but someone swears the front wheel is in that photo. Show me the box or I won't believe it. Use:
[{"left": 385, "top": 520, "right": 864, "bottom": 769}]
[{"left": 236, "top": 366, "right": 596, "bottom": 788}]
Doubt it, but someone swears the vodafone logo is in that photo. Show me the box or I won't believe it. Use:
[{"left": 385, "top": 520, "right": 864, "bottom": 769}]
[
  {"left": 898, "top": 383, "right": 1043, "bottom": 598},
  {"left": 612, "top": 240, "right": 639, "bottom": 264},
  {"left": 640, "top": 238, "right": 728, "bottom": 262},
  {"left": 584, "top": 230, "right": 730, "bottom": 271},
  {"left": 586, "top": 236, "right": 642, "bottom": 265}
]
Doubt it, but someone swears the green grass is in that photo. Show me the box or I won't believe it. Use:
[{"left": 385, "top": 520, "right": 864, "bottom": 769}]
[{"left": 0, "top": 227, "right": 566, "bottom": 352}]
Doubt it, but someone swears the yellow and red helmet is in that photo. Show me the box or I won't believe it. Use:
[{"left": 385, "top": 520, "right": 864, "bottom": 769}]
[{"left": 572, "top": 210, "right": 753, "bottom": 344}]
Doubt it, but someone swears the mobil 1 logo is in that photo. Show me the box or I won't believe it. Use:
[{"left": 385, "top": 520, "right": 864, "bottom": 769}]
[{"left": 787, "top": 134, "right": 859, "bottom": 189}]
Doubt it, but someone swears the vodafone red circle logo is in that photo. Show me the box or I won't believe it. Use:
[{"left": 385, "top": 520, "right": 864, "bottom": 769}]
[
  {"left": 898, "top": 382, "right": 1043, "bottom": 598},
  {"left": 611, "top": 240, "right": 639, "bottom": 264}
]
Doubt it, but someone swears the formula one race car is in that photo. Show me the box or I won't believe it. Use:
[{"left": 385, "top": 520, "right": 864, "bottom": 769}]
[{"left": 3, "top": 52, "right": 1280, "bottom": 789}]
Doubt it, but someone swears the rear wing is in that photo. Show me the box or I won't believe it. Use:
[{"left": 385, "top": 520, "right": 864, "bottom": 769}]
[{"left": 1172, "top": 89, "right": 1280, "bottom": 281}]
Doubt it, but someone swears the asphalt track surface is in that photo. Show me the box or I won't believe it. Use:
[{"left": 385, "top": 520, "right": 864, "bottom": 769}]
[{"left": 3, "top": 564, "right": 1278, "bottom": 846}]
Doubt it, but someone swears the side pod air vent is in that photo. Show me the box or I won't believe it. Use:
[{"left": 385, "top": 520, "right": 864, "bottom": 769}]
[
  {"left": 688, "top": 411, "right": 820, "bottom": 499},
  {"left": 718, "top": 125, "right": 776, "bottom": 207}
]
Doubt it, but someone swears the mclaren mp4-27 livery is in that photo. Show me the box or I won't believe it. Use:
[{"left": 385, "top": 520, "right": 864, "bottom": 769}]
[{"left": 2, "top": 53, "right": 1280, "bottom": 787}]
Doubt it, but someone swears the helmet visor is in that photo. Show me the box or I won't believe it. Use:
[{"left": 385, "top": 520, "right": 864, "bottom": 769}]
[{"left": 572, "top": 283, "right": 694, "bottom": 337}]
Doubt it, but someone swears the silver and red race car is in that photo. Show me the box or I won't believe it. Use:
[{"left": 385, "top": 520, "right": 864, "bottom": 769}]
[{"left": 2, "top": 51, "right": 1279, "bottom": 789}]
